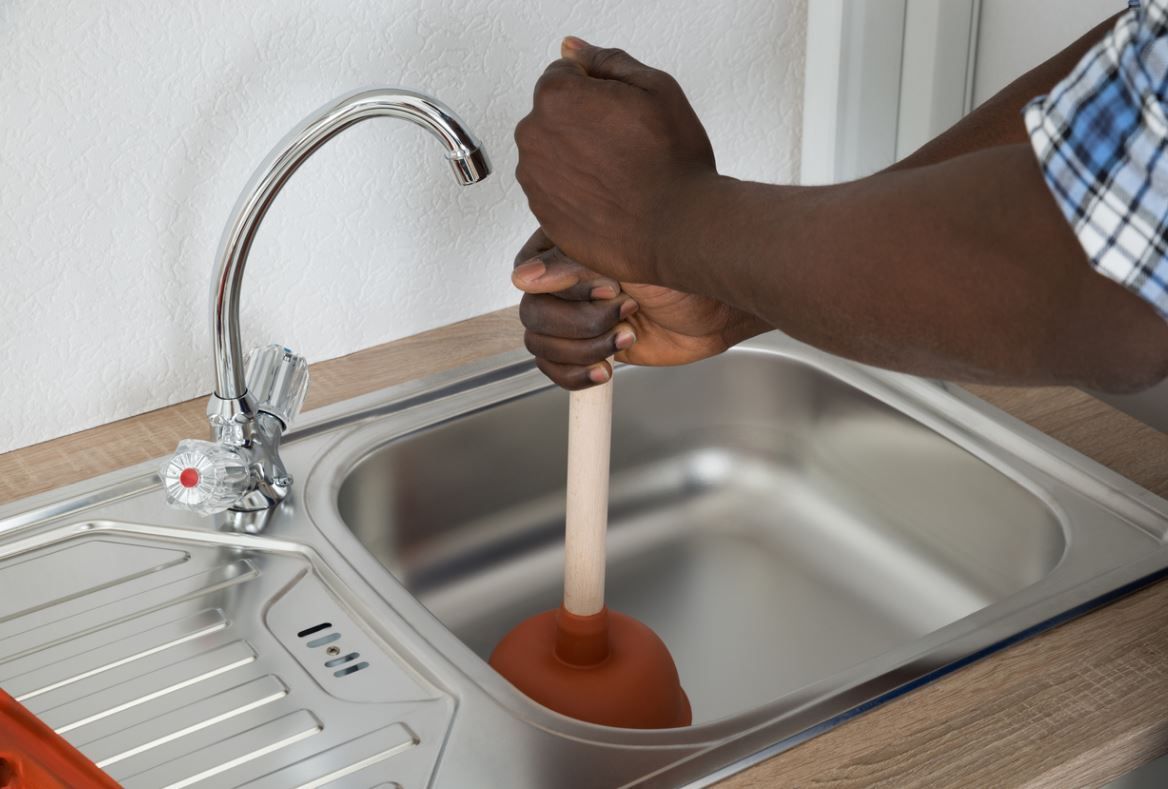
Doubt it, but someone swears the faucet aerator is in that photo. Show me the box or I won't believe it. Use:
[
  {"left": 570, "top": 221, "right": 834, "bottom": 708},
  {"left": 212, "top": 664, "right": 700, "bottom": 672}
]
[{"left": 450, "top": 147, "right": 491, "bottom": 186}]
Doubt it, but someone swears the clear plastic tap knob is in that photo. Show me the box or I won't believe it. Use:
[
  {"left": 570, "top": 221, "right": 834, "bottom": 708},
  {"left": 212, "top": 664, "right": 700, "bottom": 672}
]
[
  {"left": 246, "top": 344, "right": 309, "bottom": 428},
  {"left": 160, "top": 439, "right": 251, "bottom": 515}
]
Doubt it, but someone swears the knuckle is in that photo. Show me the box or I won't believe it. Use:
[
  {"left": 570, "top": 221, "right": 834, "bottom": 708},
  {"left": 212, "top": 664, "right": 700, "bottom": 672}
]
[
  {"left": 561, "top": 372, "right": 590, "bottom": 391},
  {"left": 532, "top": 73, "right": 552, "bottom": 99},
  {"left": 584, "top": 305, "right": 614, "bottom": 336},
  {"left": 516, "top": 118, "right": 550, "bottom": 153},
  {"left": 535, "top": 358, "right": 574, "bottom": 389},
  {"left": 534, "top": 357, "right": 556, "bottom": 379},
  {"left": 514, "top": 170, "right": 543, "bottom": 209},
  {"left": 563, "top": 336, "right": 597, "bottom": 365},
  {"left": 534, "top": 73, "right": 570, "bottom": 107},
  {"left": 646, "top": 70, "right": 678, "bottom": 92},
  {"left": 515, "top": 244, "right": 544, "bottom": 268},
  {"left": 523, "top": 330, "right": 543, "bottom": 356},
  {"left": 518, "top": 294, "right": 540, "bottom": 327},
  {"left": 589, "top": 334, "right": 613, "bottom": 361},
  {"left": 593, "top": 47, "right": 627, "bottom": 70},
  {"left": 515, "top": 134, "right": 545, "bottom": 168},
  {"left": 547, "top": 246, "right": 577, "bottom": 270},
  {"left": 513, "top": 117, "right": 533, "bottom": 148}
]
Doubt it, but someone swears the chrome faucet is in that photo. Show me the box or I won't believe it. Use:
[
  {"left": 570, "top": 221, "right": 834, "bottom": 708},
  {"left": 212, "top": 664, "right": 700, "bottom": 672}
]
[{"left": 160, "top": 89, "right": 490, "bottom": 525}]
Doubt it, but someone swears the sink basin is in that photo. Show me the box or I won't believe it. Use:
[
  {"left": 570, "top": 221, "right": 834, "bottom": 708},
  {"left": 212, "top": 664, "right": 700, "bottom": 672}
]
[
  {"left": 4, "top": 331, "right": 1168, "bottom": 787},
  {"left": 336, "top": 351, "right": 1065, "bottom": 725},
  {"left": 306, "top": 334, "right": 1168, "bottom": 785}
]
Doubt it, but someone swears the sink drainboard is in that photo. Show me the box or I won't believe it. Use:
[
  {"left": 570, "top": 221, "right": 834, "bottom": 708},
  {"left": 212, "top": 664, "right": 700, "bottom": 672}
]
[{"left": 0, "top": 522, "right": 452, "bottom": 788}]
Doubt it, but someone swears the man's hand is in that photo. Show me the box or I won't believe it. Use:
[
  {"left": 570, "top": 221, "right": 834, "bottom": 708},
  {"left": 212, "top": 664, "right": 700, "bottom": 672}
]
[
  {"left": 513, "top": 229, "right": 767, "bottom": 389},
  {"left": 514, "top": 37, "right": 718, "bottom": 285}
]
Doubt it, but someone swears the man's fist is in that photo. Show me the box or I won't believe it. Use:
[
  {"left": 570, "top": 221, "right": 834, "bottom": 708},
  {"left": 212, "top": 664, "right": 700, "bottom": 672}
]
[{"left": 514, "top": 37, "right": 718, "bottom": 286}]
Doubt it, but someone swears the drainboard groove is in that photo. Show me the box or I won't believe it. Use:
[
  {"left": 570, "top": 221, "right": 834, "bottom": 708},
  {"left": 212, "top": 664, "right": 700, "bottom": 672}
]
[
  {"left": 0, "top": 560, "right": 259, "bottom": 664},
  {"left": 2, "top": 608, "right": 228, "bottom": 701},
  {"left": 50, "top": 640, "right": 259, "bottom": 734},
  {"left": 0, "top": 539, "right": 190, "bottom": 624},
  {"left": 86, "top": 674, "right": 289, "bottom": 769},
  {"left": 117, "top": 710, "right": 322, "bottom": 789}
]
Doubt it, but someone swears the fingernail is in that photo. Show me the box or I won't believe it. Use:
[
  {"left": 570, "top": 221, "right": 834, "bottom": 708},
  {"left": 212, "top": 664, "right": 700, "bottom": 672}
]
[
  {"left": 591, "top": 285, "right": 618, "bottom": 300},
  {"left": 615, "top": 329, "right": 637, "bottom": 350},
  {"left": 562, "top": 36, "right": 588, "bottom": 52},
  {"left": 619, "top": 300, "right": 639, "bottom": 318},
  {"left": 588, "top": 365, "right": 610, "bottom": 384},
  {"left": 514, "top": 260, "right": 546, "bottom": 283}
]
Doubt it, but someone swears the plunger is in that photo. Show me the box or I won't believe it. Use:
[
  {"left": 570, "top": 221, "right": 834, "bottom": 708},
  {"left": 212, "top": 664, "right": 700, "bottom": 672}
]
[{"left": 490, "top": 359, "right": 692, "bottom": 728}]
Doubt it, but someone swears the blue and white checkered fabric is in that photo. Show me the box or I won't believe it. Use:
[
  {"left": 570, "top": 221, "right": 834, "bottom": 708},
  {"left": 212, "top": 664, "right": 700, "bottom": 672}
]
[{"left": 1024, "top": 0, "right": 1168, "bottom": 318}]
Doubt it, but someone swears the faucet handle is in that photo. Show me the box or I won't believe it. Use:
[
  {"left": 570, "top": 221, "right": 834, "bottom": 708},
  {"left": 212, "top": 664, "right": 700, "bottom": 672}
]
[
  {"left": 245, "top": 345, "right": 309, "bottom": 428},
  {"left": 160, "top": 439, "right": 252, "bottom": 515}
]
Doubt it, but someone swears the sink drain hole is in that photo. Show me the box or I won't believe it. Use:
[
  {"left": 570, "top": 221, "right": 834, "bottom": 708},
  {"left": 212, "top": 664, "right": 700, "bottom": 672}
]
[
  {"left": 296, "top": 622, "right": 332, "bottom": 638},
  {"left": 305, "top": 632, "right": 340, "bottom": 648},
  {"left": 334, "top": 661, "right": 370, "bottom": 677},
  {"left": 295, "top": 622, "right": 371, "bottom": 677},
  {"left": 324, "top": 651, "right": 360, "bottom": 668}
]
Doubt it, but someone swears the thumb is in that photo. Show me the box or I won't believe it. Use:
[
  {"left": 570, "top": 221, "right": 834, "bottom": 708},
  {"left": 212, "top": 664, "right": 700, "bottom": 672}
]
[{"left": 561, "top": 36, "right": 658, "bottom": 88}]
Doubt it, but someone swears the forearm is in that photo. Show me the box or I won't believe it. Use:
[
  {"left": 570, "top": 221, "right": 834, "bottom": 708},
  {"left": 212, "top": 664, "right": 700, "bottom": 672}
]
[
  {"left": 710, "top": 13, "right": 1127, "bottom": 350},
  {"left": 668, "top": 146, "right": 1168, "bottom": 391},
  {"left": 891, "top": 13, "right": 1123, "bottom": 171},
  {"left": 691, "top": 12, "right": 1125, "bottom": 349}
]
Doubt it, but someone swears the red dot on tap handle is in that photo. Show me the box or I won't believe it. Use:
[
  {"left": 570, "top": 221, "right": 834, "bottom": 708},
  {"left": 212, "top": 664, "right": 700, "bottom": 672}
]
[{"left": 179, "top": 468, "right": 200, "bottom": 488}]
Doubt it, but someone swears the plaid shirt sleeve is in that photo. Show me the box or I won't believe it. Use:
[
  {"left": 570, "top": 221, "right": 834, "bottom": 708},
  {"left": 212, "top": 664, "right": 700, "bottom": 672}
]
[{"left": 1024, "top": 0, "right": 1168, "bottom": 318}]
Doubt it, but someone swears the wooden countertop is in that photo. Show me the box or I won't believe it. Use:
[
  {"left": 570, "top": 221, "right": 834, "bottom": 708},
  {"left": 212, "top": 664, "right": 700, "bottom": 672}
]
[{"left": 4, "top": 306, "right": 1168, "bottom": 787}]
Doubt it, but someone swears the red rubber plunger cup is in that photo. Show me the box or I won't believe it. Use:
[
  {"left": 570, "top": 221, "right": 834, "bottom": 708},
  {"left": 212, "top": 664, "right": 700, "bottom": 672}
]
[
  {"left": 489, "top": 362, "right": 691, "bottom": 729},
  {"left": 490, "top": 606, "right": 691, "bottom": 728}
]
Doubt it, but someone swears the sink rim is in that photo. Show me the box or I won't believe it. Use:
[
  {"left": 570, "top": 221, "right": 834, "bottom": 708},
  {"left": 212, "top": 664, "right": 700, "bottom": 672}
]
[{"left": 300, "top": 334, "right": 1168, "bottom": 762}]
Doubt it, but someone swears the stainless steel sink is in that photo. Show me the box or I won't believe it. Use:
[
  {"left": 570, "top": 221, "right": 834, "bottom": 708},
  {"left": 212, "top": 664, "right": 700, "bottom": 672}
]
[
  {"left": 4, "top": 332, "right": 1168, "bottom": 787},
  {"left": 336, "top": 350, "right": 1066, "bottom": 725}
]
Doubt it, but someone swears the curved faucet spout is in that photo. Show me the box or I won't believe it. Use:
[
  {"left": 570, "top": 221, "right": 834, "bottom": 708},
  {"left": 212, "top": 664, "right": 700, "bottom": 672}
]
[
  {"left": 211, "top": 88, "right": 491, "bottom": 401},
  {"left": 160, "top": 89, "right": 489, "bottom": 520}
]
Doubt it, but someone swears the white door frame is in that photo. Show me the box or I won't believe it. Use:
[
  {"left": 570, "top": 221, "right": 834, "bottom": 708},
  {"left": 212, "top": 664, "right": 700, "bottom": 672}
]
[{"left": 800, "top": 0, "right": 982, "bottom": 185}]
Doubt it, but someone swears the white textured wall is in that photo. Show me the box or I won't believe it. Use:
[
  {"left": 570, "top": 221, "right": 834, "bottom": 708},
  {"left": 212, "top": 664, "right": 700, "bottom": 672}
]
[{"left": 0, "top": 1, "right": 807, "bottom": 452}]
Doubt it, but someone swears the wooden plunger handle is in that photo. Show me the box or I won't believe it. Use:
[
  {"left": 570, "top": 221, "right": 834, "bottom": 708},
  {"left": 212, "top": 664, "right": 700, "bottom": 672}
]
[{"left": 563, "top": 358, "right": 614, "bottom": 616}]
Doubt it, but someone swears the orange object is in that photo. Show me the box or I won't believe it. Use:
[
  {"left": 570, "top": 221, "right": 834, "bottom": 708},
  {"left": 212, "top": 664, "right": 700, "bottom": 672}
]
[
  {"left": 490, "top": 606, "right": 691, "bottom": 728},
  {"left": 0, "top": 688, "right": 121, "bottom": 788}
]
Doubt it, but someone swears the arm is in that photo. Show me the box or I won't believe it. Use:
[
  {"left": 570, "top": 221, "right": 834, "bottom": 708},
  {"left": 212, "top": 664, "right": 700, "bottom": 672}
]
[
  {"left": 515, "top": 33, "right": 1168, "bottom": 393},
  {"left": 670, "top": 150, "right": 1168, "bottom": 391}
]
